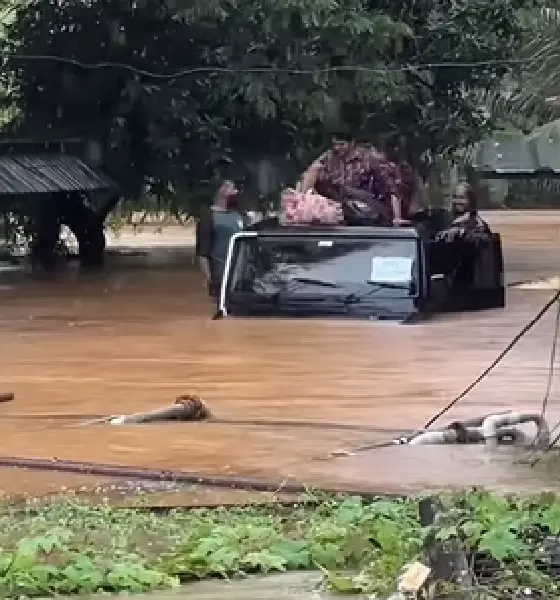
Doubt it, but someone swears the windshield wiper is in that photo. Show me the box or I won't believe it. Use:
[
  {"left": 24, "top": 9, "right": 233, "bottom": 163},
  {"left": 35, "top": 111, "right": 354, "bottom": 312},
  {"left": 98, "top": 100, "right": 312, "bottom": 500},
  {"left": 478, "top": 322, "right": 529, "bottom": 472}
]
[
  {"left": 251, "top": 276, "right": 339, "bottom": 303},
  {"left": 289, "top": 277, "right": 341, "bottom": 289},
  {"left": 343, "top": 281, "right": 412, "bottom": 304},
  {"left": 366, "top": 280, "right": 410, "bottom": 289}
]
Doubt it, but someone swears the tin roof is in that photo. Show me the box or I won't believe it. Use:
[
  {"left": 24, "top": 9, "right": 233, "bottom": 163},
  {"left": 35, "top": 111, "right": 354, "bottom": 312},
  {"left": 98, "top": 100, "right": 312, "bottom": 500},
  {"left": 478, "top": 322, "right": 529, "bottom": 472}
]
[
  {"left": 472, "top": 121, "right": 560, "bottom": 179},
  {"left": 0, "top": 154, "right": 116, "bottom": 195}
]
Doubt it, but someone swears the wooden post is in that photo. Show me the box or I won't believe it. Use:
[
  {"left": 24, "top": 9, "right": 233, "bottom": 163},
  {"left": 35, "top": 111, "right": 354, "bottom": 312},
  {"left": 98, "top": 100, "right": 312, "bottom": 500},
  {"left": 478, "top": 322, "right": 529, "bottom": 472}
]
[{"left": 419, "top": 497, "right": 474, "bottom": 598}]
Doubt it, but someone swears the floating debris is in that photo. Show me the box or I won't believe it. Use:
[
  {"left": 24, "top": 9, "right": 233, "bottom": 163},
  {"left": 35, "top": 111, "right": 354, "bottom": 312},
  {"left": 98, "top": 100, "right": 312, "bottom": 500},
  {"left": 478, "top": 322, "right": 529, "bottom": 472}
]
[
  {"left": 108, "top": 395, "right": 211, "bottom": 425},
  {"left": 514, "top": 276, "right": 560, "bottom": 290}
]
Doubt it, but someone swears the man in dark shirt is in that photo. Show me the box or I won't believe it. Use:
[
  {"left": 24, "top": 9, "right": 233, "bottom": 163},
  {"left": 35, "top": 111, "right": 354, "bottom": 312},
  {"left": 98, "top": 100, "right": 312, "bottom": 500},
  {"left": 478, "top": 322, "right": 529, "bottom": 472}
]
[
  {"left": 436, "top": 183, "right": 490, "bottom": 243},
  {"left": 196, "top": 181, "right": 247, "bottom": 298}
]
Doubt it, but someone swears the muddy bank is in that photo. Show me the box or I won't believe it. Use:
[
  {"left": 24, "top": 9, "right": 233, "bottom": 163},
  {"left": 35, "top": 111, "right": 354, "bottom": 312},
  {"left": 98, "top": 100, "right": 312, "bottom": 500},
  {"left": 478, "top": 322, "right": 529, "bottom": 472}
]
[{"left": 90, "top": 573, "right": 330, "bottom": 600}]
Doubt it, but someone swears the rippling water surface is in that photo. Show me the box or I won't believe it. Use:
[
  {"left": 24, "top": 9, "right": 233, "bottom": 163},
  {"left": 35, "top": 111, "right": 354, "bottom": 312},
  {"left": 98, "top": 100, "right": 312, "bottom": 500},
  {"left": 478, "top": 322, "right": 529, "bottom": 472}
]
[{"left": 0, "top": 211, "right": 558, "bottom": 502}]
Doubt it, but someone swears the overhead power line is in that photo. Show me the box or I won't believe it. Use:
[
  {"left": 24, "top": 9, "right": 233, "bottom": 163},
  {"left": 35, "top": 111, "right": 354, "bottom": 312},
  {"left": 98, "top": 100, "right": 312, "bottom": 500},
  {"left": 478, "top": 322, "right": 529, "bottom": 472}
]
[{"left": 1, "top": 53, "right": 531, "bottom": 80}]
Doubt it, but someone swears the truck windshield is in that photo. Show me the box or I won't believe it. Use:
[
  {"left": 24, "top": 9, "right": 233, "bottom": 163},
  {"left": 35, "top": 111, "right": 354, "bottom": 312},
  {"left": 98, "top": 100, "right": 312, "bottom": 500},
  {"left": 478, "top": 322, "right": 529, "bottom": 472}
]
[{"left": 225, "top": 235, "right": 420, "bottom": 299}]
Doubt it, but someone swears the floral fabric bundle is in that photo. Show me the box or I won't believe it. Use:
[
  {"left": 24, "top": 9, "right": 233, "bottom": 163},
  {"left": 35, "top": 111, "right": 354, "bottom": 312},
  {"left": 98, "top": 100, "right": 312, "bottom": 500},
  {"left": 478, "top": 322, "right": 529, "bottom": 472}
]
[{"left": 279, "top": 188, "right": 344, "bottom": 225}]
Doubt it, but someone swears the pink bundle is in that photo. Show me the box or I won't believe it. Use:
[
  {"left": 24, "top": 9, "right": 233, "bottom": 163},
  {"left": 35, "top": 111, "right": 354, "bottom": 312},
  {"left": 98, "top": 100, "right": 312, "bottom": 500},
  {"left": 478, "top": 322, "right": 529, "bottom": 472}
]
[{"left": 280, "top": 188, "right": 344, "bottom": 225}]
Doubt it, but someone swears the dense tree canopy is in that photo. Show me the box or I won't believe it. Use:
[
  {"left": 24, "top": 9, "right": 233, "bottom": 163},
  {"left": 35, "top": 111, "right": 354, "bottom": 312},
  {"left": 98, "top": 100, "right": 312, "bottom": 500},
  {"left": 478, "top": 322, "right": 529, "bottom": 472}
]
[
  {"left": 0, "top": 0, "right": 539, "bottom": 213},
  {"left": 497, "top": 4, "right": 560, "bottom": 129}
]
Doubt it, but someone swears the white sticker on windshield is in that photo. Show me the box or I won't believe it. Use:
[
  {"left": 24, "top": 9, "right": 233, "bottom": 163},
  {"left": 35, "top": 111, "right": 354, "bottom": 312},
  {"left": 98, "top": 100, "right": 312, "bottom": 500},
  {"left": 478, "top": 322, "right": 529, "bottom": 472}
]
[{"left": 370, "top": 257, "right": 413, "bottom": 283}]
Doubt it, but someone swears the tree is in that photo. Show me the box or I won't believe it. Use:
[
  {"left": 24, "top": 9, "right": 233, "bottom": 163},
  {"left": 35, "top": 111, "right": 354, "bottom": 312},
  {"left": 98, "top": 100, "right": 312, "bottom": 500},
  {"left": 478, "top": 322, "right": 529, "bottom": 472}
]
[
  {"left": 1, "top": 0, "right": 406, "bottom": 208},
  {"left": 470, "top": 4, "right": 560, "bottom": 134},
  {"left": 2, "top": 0, "right": 539, "bottom": 214},
  {"left": 464, "top": 4, "right": 560, "bottom": 207}
]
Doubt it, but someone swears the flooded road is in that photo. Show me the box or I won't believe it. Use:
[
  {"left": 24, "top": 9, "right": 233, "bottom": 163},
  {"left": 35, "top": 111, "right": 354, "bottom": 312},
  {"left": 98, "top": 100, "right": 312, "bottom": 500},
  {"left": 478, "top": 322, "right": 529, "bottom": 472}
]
[{"left": 0, "top": 210, "right": 559, "bottom": 500}]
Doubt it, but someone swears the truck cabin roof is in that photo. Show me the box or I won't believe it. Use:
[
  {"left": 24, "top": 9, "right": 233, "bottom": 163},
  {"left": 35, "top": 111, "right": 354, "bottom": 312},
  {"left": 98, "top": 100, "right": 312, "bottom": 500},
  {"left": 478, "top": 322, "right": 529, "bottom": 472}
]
[{"left": 245, "top": 218, "right": 420, "bottom": 239}]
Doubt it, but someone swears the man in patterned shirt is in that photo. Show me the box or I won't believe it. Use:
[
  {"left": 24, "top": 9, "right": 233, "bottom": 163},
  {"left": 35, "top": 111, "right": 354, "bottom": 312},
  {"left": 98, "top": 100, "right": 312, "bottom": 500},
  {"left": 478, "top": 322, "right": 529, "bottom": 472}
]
[{"left": 310, "top": 136, "right": 412, "bottom": 226}]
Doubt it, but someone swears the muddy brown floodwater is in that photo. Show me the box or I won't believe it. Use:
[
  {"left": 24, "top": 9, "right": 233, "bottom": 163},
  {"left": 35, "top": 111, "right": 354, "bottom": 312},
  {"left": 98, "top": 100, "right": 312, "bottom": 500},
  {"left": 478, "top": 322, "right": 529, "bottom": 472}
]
[{"left": 0, "top": 210, "right": 560, "bottom": 502}]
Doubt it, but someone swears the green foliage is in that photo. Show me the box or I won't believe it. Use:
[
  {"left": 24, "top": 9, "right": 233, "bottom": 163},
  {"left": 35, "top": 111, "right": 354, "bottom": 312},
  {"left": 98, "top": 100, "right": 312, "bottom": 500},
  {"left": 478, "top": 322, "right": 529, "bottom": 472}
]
[
  {"left": 0, "top": 492, "right": 559, "bottom": 597},
  {"left": 497, "top": 4, "right": 560, "bottom": 125},
  {"left": 0, "top": 496, "right": 420, "bottom": 597},
  {"left": 481, "top": 4, "right": 560, "bottom": 133},
  {"left": 3, "top": 0, "right": 413, "bottom": 207},
  {"left": 0, "top": 0, "right": 540, "bottom": 216},
  {"left": 0, "top": 0, "right": 19, "bottom": 126},
  {"left": 422, "top": 491, "right": 560, "bottom": 595}
]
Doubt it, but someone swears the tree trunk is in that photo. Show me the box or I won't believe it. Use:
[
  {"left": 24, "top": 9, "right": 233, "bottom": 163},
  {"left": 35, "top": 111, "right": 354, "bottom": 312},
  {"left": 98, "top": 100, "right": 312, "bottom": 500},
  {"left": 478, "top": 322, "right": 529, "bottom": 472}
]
[
  {"left": 64, "top": 207, "right": 106, "bottom": 267},
  {"left": 427, "top": 158, "right": 454, "bottom": 208},
  {"left": 419, "top": 497, "right": 474, "bottom": 598},
  {"left": 32, "top": 194, "right": 107, "bottom": 269},
  {"left": 62, "top": 202, "right": 106, "bottom": 267},
  {"left": 31, "top": 204, "right": 61, "bottom": 271}
]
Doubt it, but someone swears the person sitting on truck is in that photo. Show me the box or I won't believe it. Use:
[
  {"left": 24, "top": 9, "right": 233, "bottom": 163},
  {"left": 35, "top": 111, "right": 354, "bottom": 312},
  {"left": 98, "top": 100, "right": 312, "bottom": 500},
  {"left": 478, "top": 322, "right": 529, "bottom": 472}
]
[
  {"left": 431, "top": 183, "right": 493, "bottom": 288},
  {"left": 436, "top": 183, "right": 491, "bottom": 243},
  {"left": 196, "top": 180, "right": 247, "bottom": 298},
  {"left": 309, "top": 136, "right": 413, "bottom": 227}
]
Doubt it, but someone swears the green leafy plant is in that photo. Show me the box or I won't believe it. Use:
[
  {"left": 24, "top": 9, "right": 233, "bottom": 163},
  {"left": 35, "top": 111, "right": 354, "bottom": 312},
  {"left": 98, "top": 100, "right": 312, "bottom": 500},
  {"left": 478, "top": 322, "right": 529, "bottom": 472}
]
[{"left": 0, "top": 492, "right": 557, "bottom": 597}]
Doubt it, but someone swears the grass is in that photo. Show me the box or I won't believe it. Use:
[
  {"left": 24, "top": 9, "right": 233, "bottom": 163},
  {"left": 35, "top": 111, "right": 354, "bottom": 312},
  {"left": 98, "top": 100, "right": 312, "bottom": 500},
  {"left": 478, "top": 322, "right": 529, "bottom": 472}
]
[{"left": 0, "top": 491, "right": 560, "bottom": 597}]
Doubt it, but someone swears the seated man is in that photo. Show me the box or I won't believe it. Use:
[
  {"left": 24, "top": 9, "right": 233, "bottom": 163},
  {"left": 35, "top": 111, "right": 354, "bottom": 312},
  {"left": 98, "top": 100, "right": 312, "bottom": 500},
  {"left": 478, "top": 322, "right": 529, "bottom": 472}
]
[
  {"left": 309, "top": 136, "right": 412, "bottom": 227},
  {"left": 452, "top": 184, "right": 490, "bottom": 230},
  {"left": 436, "top": 184, "right": 491, "bottom": 243},
  {"left": 431, "top": 184, "right": 493, "bottom": 288}
]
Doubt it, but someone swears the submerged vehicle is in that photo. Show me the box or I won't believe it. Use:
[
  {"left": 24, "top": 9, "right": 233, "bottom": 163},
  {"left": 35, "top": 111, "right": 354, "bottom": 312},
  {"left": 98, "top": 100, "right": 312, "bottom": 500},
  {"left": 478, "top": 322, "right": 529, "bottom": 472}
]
[{"left": 217, "top": 208, "right": 505, "bottom": 323}]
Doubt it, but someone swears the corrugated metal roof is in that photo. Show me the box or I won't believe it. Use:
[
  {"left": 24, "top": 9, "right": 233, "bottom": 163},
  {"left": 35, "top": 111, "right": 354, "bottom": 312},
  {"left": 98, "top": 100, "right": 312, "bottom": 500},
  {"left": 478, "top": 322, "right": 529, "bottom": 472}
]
[
  {"left": 472, "top": 122, "right": 560, "bottom": 178},
  {"left": 0, "top": 154, "right": 116, "bottom": 195}
]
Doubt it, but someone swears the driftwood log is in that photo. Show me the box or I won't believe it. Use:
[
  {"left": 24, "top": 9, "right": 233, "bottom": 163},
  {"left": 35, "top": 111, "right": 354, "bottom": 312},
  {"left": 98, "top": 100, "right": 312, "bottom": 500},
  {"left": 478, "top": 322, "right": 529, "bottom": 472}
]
[{"left": 109, "top": 395, "right": 211, "bottom": 425}]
